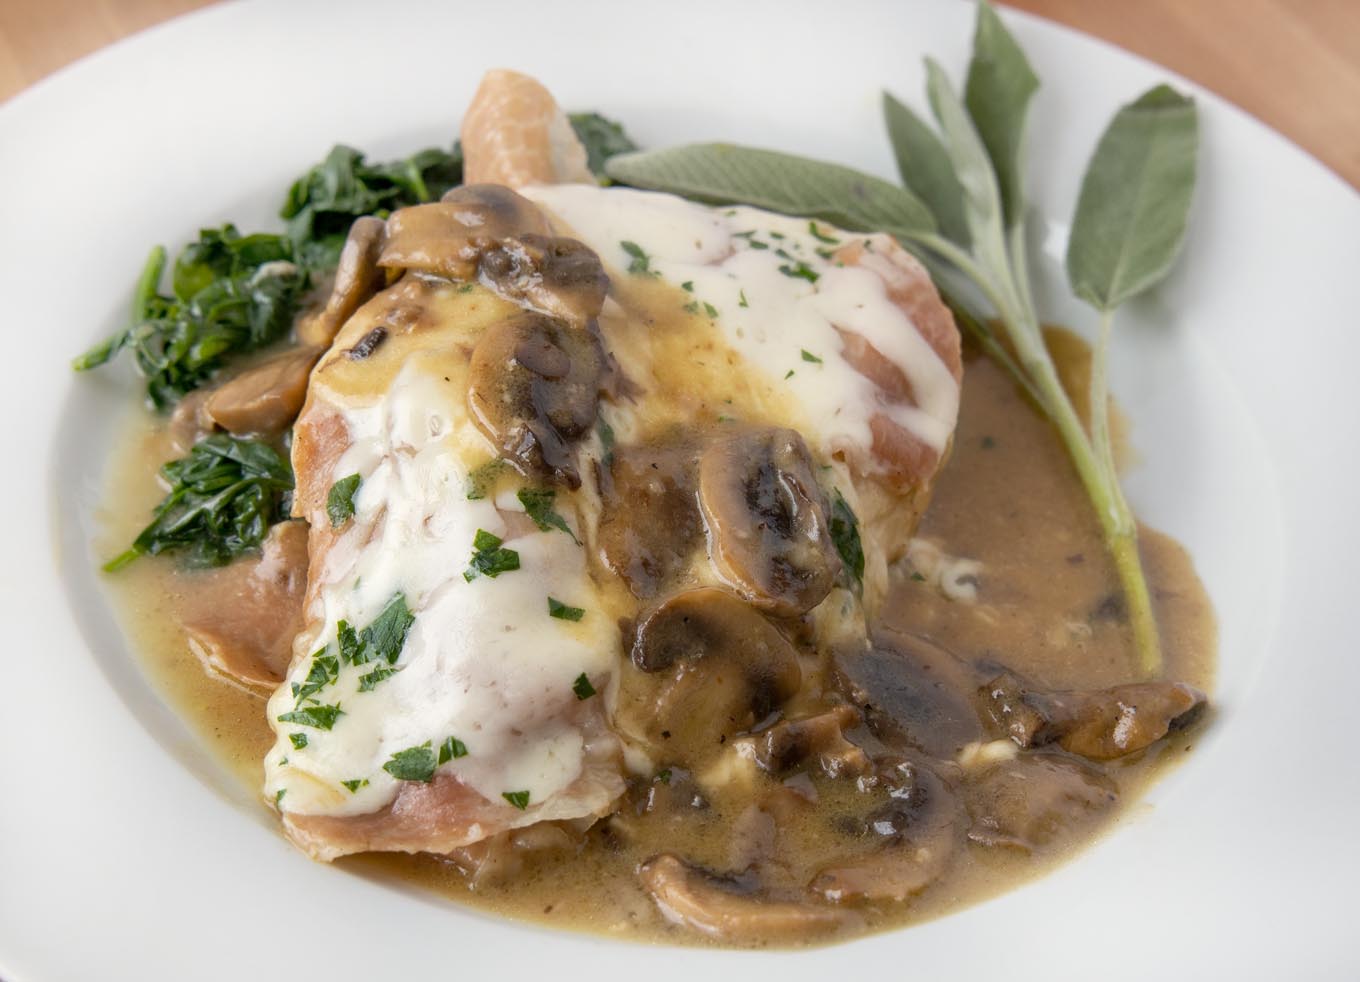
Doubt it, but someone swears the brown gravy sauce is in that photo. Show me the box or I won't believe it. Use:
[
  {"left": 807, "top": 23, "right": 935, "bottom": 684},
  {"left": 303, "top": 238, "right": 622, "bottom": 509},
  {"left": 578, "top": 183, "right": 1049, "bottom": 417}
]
[{"left": 94, "top": 333, "right": 1216, "bottom": 947}]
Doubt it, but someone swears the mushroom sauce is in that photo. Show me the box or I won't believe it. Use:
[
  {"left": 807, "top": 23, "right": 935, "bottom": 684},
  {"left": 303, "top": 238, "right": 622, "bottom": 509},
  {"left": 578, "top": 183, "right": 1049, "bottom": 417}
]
[{"left": 97, "top": 315, "right": 1214, "bottom": 946}]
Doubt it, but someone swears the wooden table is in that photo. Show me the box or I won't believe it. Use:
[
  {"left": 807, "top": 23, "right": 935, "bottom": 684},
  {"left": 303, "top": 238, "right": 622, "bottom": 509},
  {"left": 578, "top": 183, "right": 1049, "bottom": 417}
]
[{"left": 2, "top": 0, "right": 1358, "bottom": 189}]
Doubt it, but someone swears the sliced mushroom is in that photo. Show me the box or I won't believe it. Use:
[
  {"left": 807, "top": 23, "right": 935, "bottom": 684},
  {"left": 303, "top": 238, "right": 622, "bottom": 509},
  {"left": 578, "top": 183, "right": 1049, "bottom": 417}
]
[
  {"left": 810, "top": 758, "right": 958, "bottom": 904},
  {"left": 979, "top": 671, "right": 1208, "bottom": 761},
  {"left": 965, "top": 752, "right": 1117, "bottom": 852},
  {"left": 833, "top": 630, "right": 985, "bottom": 759},
  {"left": 182, "top": 519, "right": 309, "bottom": 692},
  {"left": 477, "top": 233, "right": 608, "bottom": 325},
  {"left": 298, "top": 215, "right": 388, "bottom": 348},
  {"left": 203, "top": 346, "right": 320, "bottom": 435},
  {"left": 621, "top": 588, "right": 801, "bottom": 764},
  {"left": 379, "top": 185, "right": 551, "bottom": 280},
  {"left": 734, "top": 705, "right": 871, "bottom": 780},
  {"left": 698, "top": 427, "right": 841, "bottom": 617},
  {"left": 640, "top": 854, "right": 852, "bottom": 941},
  {"left": 466, "top": 312, "right": 605, "bottom": 487},
  {"left": 597, "top": 440, "right": 705, "bottom": 599}
]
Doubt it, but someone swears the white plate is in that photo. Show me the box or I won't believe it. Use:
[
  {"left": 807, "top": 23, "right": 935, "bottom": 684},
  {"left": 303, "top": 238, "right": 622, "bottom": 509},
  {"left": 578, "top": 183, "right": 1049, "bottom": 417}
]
[{"left": 3, "top": 1, "right": 1357, "bottom": 978}]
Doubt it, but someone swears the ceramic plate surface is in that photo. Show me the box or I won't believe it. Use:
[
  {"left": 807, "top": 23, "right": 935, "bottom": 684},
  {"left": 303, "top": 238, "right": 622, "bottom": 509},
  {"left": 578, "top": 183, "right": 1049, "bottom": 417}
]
[{"left": 2, "top": 1, "right": 1357, "bottom": 978}]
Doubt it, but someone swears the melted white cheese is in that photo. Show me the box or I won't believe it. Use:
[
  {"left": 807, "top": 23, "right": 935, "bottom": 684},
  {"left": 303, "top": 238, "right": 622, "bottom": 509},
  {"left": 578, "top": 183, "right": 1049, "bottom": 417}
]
[
  {"left": 265, "top": 357, "right": 616, "bottom": 817},
  {"left": 523, "top": 184, "right": 959, "bottom": 461}
]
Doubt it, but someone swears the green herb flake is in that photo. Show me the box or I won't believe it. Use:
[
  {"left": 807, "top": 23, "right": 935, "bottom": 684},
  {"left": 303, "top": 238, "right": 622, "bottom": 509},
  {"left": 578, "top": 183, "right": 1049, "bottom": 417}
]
[
  {"left": 683, "top": 300, "right": 701, "bottom": 315},
  {"left": 502, "top": 790, "right": 531, "bottom": 811},
  {"left": 277, "top": 703, "right": 344, "bottom": 731},
  {"left": 326, "top": 473, "right": 362, "bottom": 527},
  {"left": 517, "top": 488, "right": 579, "bottom": 542},
  {"left": 738, "top": 289, "right": 749, "bottom": 308},
  {"left": 289, "top": 732, "right": 308, "bottom": 750},
  {"left": 620, "top": 240, "right": 653, "bottom": 275},
  {"left": 382, "top": 742, "right": 437, "bottom": 783},
  {"left": 657, "top": 769, "right": 672, "bottom": 785},
  {"left": 681, "top": 280, "right": 694, "bottom": 292},
  {"left": 911, "top": 571, "right": 928, "bottom": 582},
  {"left": 549, "top": 597, "right": 586, "bottom": 622},
  {"left": 703, "top": 302, "right": 719, "bottom": 319},
  {"left": 808, "top": 221, "right": 841, "bottom": 244},
  {"left": 784, "top": 369, "right": 795, "bottom": 379},
  {"left": 465, "top": 458, "right": 507, "bottom": 500},
  {"left": 801, "top": 349, "right": 823, "bottom": 364},
  {"left": 275, "top": 788, "right": 286, "bottom": 806},
  {"left": 747, "top": 239, "right": 770, "bottom": 250},
  {"left": 829, "top": 489, "right": 865, "bottom": 590},
  {"left": 341, "top": 778, "right": 369, "bottom": 793},
  {"left": 779, "top": 261, "right": 820, "bottom": 284},
  {"left": 572, "top": 672, "right": 597, "bottom": 700},
  {"left": 293, "top": 652, "right": 339, "bottom": 704},
  {"left": 438, "top": 736, "right": 469, "bottom": 764},
  {"left": 358, "top": 665, "right": 399, "bottom": 691},
  {"left": 464, "top": 529, "right": 522, "bottom": 581},
  {"left": 769, "top": 231, "right": 786, "bottom": 240}
]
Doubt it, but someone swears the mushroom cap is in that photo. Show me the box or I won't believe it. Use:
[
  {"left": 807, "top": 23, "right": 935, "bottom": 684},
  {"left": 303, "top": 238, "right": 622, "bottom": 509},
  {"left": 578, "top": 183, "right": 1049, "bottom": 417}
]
[
  {"left": 640, "top": 854, "right": 853, "bottom": 941},
  {"left": 466, "top": 312, "right": 605, "bottom": 488},
  {"left": 620, "top": 588, "right": 802, "bottom": 764},
  {"left": 697, "top": 427, "right": 841, "bottom": 617}
]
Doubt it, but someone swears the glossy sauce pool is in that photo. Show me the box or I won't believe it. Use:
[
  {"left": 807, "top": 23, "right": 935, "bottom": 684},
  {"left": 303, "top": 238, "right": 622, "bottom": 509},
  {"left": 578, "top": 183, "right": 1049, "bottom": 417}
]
[{"left": 93, "top": 335, "right": 1216, "bottom": 947}]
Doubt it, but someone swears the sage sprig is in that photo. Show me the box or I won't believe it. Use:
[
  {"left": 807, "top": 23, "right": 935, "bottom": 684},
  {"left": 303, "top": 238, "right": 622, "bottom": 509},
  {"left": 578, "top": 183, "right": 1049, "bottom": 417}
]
[{"left": 607, "top": 1, "right": 1199, "bottom": 677}]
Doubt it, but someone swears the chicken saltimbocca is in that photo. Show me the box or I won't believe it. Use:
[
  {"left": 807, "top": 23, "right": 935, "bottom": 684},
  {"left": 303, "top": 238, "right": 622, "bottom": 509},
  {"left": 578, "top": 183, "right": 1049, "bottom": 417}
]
[{"left": 91, "top": 71, "right": 1213, "bottom": 946}]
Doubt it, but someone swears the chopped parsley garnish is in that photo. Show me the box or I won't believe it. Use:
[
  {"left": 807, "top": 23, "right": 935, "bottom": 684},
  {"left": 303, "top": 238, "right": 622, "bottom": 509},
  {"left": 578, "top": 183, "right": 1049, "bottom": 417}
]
[
  {"left": 801, "top": 349, "right": 824, "bottom": 364},
  {"left": 464, "top": 529, "right": 521, "bottom": 581},
  {"left": 829, "top": 489, "right": 865, "bottom": 590},
  {"left": 657, "top": 769, "right": 672, "bottom": 785},
  {"left": 358, "top": 665, "right": 399, "bottom": 691},
  {"left": 517, "top": 487, "right": 579, "bottom": 543},
  {"left": 549, "top": 597, "right": 586, "bottom": 622},
  {"left": 703, "top": 302, "right": 719, "bottom": 319},
  {"left": 808, "top": 221, "right": 841, "bottom": 244},
  {"left": 769, "top": 231, "right": 786, "bottom": 240},
  {"left": 746, "top": 239, "right": 769, "bottom": 250},
  {"left": 911, "top": 571, "right": 928, "bottom": 582},
  {"left": 292, "top": 651, "right": 339, "bottom": 703},
  {"left": 780, "top": 261, "right": 820, "bottom": 283},
  {"left": 597, "top": 419, "right": 616, "bottom": 468},
  {"left": 289, "top": 733, "right": 308, "bottom": 750},
  {"left": 340, "top": 594, "right": 415, "bottom": 666},
  {"left": 341, "top": 778, "right": 369, "bottom": 793},
  {"left": 784, "top": 369, "right": 795, "bottom": 379},
  {"left": 438, "top": 736, "right": 468, "bottom": 764},
  {"left": 681, "top": 280, "right": 694, "bottom": 292},
  {"left": 738, "top": 289, "right": 749, "bottom": 308},
  {"left": 465, "top": 458, "right": 507, "bottom": 500},
  {"left": 620, "top": 240, "right": 652, "bottom": 275},
  {"left": 275, "top": 788, "right": 286, "bottom": 806},
  {"left": 326, "top": 473, "right": 361, "bottom": 527},
  {"left": 382, "top": 743, "right": 437, "bottom": 783},
  {"left": 502, "top": 790, "right": 531, "bottom": 811},
  {"left": 277, "top": 703, "right": 344, "bottom": 731},
  {"left": 683, "top": 300, "right": 700, "bottom": 315},
  {"left": 572, "top": 672, "right": 597, "bottom": 700}
]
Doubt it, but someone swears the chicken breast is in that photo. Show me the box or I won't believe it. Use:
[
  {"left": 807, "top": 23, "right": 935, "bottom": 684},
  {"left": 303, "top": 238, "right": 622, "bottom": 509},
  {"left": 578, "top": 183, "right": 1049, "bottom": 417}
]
[{"left": 263, "top": 70, "right": 962, "bottom": 862}]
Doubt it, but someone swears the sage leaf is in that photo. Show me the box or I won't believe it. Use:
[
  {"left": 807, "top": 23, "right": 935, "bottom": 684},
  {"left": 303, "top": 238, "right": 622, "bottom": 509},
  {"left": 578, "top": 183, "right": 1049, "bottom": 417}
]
[
  {"left": 924, "top": 59, "right": 1007, "bottom": 270},
  {"left": 606, "top": 143, "right": 936, "bottom": 240},
  {"left": 1066, "top": 85, "right": 1199, "bottom": 311},
  {"left": 964, "top": 0, "right": 1040, "bottom": 227},
  {"left": 883, "top": 91, "right": 971, "bottom": 246}
]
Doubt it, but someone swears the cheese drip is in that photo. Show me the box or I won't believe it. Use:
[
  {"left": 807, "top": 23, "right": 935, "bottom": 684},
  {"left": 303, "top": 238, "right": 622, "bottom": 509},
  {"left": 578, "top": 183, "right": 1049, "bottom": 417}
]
[
  {"left": 523, "top": 184, "right": 960, "bottom": 463},
  {"left": 265, "top": 356, "right": 616, "bottom": 816}
]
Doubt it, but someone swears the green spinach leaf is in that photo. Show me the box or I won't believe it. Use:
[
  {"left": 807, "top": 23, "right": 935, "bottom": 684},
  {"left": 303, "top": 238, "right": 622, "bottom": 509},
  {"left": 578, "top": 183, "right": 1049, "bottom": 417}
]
[{"left": 106, "top": 434, "right": 294, "bottom": 571}]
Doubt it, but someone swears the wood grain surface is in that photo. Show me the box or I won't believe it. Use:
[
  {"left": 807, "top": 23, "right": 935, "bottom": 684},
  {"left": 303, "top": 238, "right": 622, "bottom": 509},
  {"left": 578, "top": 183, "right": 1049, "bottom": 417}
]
[{"left": 1, "top": 0, "right": 1357, "bottom": 188}]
